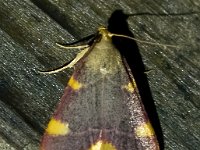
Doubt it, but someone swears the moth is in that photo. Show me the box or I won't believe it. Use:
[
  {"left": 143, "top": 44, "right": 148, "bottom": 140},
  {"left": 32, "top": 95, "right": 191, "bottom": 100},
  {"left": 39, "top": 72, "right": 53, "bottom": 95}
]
[{"left": 40, "top": 27, "right": 160, "bottom": 150}]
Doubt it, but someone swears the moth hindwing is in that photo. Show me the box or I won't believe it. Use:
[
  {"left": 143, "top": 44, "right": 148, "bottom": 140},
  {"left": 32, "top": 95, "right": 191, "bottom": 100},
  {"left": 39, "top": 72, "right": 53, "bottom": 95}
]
[{"left": 40, "top": 27, "right": 159, "bottom": 150}]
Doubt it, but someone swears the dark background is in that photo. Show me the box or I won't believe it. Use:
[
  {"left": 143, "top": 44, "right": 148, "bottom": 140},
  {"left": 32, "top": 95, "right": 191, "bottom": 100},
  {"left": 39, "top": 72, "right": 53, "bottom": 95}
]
[{"left": 0, "top": 0, "right": 199, "bottom": 149}]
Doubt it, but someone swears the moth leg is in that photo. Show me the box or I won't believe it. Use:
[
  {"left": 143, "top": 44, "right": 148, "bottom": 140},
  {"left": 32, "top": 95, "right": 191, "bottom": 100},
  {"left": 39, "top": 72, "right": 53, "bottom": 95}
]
[
  {"left": 39, "top": 46, "right": 90, "bottom": 74},
  {"left": 62, "top": 46, "right": 90, "bottom": 68}
]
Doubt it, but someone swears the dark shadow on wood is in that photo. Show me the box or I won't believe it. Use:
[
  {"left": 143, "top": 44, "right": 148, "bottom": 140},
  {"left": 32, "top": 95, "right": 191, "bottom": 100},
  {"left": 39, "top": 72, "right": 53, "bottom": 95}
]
[{"left": 108, "top": 10, "right": 164, "bottom": 149}]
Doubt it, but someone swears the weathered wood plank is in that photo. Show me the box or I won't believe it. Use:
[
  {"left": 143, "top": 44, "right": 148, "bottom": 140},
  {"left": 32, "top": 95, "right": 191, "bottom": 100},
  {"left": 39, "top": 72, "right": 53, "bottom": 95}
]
[{"left": 0, "top": 0, "right": 199, "bottom": 149}]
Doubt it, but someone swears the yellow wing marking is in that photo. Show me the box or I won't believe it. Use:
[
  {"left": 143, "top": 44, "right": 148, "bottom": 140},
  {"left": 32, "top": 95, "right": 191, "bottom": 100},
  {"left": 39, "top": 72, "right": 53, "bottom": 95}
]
[
  {"left": 46, "top": 118, "right": 70, "bottom": 136},
  {"left": 135, "top": 121, "right": 155, "bottom": 137},
  {"left": 123, "top": 81, "right": 136, "bottom": 93},
  {"left": 68, "top": 76, "right": 82, "bottom": 90},
  {"left": 89, "top": 140, "right": 117, "bottom": 150}
]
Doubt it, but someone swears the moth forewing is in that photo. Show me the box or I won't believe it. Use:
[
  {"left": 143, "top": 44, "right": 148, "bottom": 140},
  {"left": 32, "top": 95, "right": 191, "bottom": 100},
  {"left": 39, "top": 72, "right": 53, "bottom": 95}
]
[{"left": 40, "top": 27, "right": 159, "bottom": 150}]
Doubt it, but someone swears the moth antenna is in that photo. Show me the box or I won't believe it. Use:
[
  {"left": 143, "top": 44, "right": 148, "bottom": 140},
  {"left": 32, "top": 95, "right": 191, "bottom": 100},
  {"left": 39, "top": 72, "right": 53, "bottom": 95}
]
[{"left": 110, "top": 33, "right": 179, "bottom": 48}]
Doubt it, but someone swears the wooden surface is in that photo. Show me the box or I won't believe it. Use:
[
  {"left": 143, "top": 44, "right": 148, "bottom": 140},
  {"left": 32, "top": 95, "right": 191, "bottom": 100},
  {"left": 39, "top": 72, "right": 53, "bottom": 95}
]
[{"left": 0, "top": 0, "right": 199, "bottom": 149}]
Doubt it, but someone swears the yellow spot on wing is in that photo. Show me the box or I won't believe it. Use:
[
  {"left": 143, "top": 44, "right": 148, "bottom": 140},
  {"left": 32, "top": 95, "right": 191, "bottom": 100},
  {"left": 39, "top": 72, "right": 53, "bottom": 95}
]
[
  {"left": 46, "top": 118, "right": 70, "bottom": 135},
  {"left": 135, "top": 121, "right": 155, "bottom": 137},
  {"left": 89, "top": 140, "right": 116, "bottom": 150},
  {"left": 123, "top": 82, "right": 136, "bottom": 93},
  {"left": 68, "top": 76, "right": 82, "bottom": 90}
]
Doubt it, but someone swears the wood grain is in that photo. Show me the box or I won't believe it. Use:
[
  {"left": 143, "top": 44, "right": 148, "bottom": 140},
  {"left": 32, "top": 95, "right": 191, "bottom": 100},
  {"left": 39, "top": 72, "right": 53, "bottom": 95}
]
[{"left": 0, "top": 0, "right": 199, "bottom": 149}]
